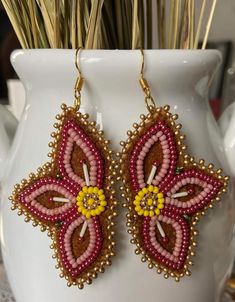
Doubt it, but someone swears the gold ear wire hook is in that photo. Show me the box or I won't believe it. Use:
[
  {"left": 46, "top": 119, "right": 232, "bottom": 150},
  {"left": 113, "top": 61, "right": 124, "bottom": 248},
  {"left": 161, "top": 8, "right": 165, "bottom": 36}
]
[
  {"left": 75, "top": 48, "right": 82, "bottom": 76},
  {"left": 74, "top": 48, "right": 84, "bottom": 110},
  {"left": 139, "top": 49, "right": 156, "bottom": 112},
  {"left": 140, "top": 48, "right": 144, "bottom": 78}
]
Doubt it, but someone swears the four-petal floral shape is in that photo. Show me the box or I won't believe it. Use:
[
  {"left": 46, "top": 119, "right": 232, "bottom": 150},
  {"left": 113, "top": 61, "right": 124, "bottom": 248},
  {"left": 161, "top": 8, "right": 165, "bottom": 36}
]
[
  {"left": 121, "top": 106, "right": 228, "bottom": 281},
  {"left": 10, "top": 105, "right": 116, "bottom": 288}
]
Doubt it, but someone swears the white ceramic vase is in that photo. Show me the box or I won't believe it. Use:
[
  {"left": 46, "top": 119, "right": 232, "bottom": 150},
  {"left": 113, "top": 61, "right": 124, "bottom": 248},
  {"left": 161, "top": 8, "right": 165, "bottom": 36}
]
[
  {"left": 1, "top": 49, "right": 235, "bottom": 302},
  {"left": 0, "top": 105, "right": 18, "bottom": 181}
]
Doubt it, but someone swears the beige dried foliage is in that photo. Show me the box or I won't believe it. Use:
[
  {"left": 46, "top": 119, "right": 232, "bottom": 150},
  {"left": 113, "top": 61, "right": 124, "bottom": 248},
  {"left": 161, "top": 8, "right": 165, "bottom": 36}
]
[{"left": 1, "top": 0, "right": 217, "bottom": 49}]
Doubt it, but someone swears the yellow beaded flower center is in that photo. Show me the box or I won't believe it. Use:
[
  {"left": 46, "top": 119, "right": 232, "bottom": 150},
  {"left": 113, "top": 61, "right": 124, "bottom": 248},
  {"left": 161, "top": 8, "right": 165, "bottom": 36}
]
[
  {"left": 134, "top": 185, "right": 165, "bottom": 217},
  {"left": 76, "top": 186, "right": 107, "bottom": 219}
]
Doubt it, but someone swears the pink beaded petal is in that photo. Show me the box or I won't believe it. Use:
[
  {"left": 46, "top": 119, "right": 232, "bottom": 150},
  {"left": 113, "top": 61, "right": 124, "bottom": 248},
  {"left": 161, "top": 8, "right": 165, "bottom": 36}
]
[
  {"left": 57, "top": 215, "right": 102, "bottom": 278},
  {"left": 18, "top": 178, "right": 78, "bottom": 224},
  {"left": 121, "top": 106, "right": 228, "bottom": 281},
  {"left": 163, "top": 169, "right": 223, "bottom": 215},
  {"left": 129, "top": 121, "right": 177, "bottom": 192},
  {"left": 11, "top": 105, "right": 116, "bottom": 288},
  {"left": 142, "top": 214, "right": 190, "bottom": 271},
  {"left": 57, "top": 120, "right": 104, "bottom": 188}
]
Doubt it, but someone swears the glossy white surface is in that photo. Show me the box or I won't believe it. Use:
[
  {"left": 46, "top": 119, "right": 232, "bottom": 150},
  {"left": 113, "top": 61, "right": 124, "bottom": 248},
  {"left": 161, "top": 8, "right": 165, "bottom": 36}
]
[
  {"left": 219, "top": 102, "right": 235, "bottom": 176},
  {"left": 0, "top": 105, "right": 17, "bottom": 181},
  {"left": 7, "top": 79, "right": 26, "bottom": 121},
  {"left": 1, "top": 50, "right": 235, "bottom": 302}
]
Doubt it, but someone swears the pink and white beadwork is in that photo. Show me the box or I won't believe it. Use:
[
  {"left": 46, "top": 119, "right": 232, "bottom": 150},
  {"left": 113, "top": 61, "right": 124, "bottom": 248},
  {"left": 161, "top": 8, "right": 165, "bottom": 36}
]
[
  {"left": 121, "top": 107, "right": 227, "bottom": 280},
  {"left": 11, "top": 107, "right": 115, "bottom": 287},
  {"left": 143, "top": 215, "right": 189, "bottom": 270},
  {"left": 59, "top": 214, "right": 102, "bottom": 276},
  {"left": 58, "top": 121, "right": 104, "bottom": 188}
]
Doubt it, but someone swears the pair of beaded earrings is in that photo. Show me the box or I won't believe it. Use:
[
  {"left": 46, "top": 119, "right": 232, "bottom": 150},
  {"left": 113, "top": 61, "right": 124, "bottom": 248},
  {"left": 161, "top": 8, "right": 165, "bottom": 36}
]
[{"left": 10, "top": 49, "right": 228, "bottom": 288}]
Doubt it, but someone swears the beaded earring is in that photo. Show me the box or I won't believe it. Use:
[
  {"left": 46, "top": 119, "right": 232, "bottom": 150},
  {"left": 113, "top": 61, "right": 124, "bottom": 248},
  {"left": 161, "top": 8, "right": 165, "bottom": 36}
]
[
  {"left": 119, "top": 49, "right": 229, "bottom": 282},
  {"left": 10, "top": 49, "right": 117, "bottom": 288}
]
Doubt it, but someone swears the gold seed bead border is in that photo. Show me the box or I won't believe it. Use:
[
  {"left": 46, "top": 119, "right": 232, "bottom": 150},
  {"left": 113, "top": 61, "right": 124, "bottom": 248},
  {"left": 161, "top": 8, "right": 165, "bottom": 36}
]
[
  {"left": 9, "top": 103, "right": 118, "bottom": 289},
  {"left": 118, "top": 105, "right": 229, "bottom": 282}
]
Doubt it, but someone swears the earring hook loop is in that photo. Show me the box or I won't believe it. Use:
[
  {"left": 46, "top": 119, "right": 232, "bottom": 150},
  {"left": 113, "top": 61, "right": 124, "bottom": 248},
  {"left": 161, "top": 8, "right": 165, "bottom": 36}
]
[
  {"left": 74, "top": 47, "right": 84, "bottom": 110},
  {"left": 139, "top": 49, "right": 156, "bottom": 112}
]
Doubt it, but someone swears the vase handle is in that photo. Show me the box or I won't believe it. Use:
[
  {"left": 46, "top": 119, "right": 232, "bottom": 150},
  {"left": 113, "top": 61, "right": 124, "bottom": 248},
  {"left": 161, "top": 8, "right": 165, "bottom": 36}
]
[
  {"left": 219, "top": 102, "right": 235, "bottom": 177},
  {"left": 0, "top": 105, "right": 18, "bottom": 181}
]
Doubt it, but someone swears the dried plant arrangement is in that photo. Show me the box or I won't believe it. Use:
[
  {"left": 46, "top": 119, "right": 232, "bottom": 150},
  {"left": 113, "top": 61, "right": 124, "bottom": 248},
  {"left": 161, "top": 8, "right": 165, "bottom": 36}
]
[{"left": 1, "top": 0, "right": 217, "bottom": 49}]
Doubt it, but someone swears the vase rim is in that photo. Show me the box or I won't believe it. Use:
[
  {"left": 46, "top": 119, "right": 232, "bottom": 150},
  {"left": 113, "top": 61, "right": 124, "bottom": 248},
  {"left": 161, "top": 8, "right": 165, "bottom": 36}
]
[
  {"left": 10, "top": 48, "right": 221, "bottom": 87},
  {"left": 12, "top": 48, "right": 219, "bottom": 51},
  {"left": 11, "top": 48, "right": 222, "bottom": 68},
  {"left": 12, "top": 48, "right": 220, "bottom": 55}
]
